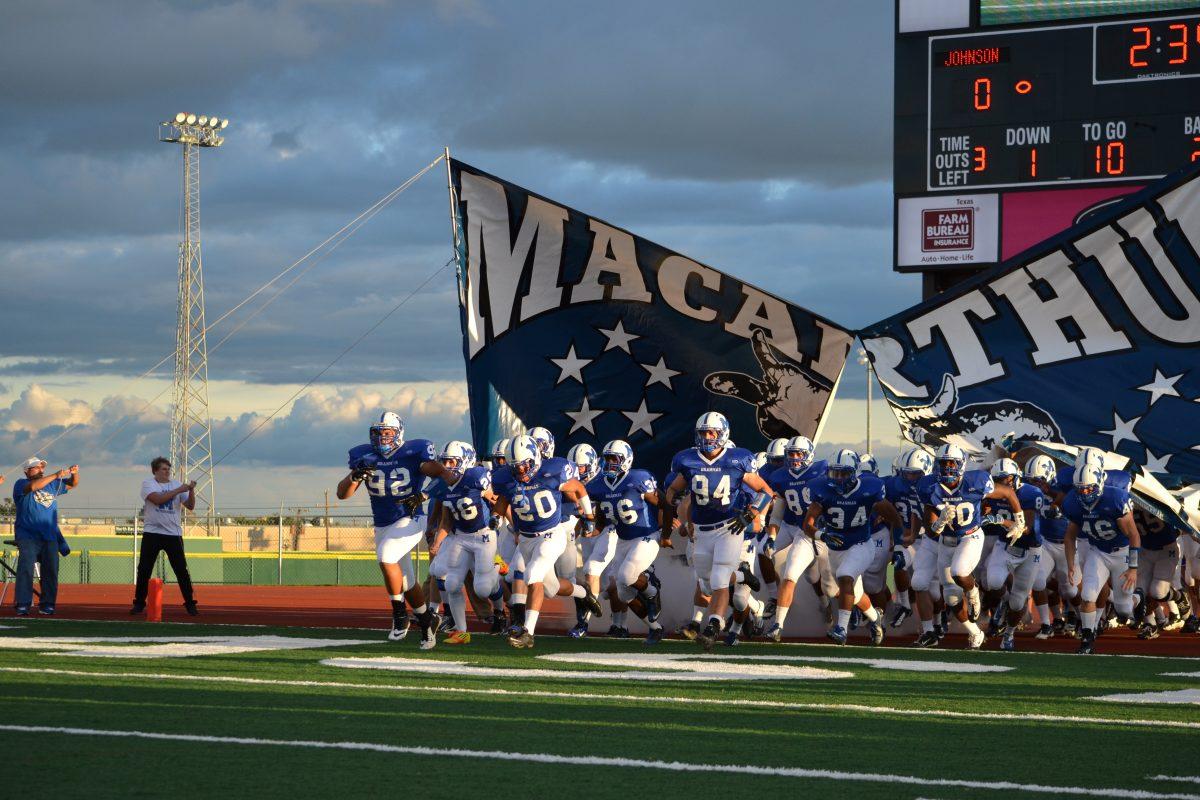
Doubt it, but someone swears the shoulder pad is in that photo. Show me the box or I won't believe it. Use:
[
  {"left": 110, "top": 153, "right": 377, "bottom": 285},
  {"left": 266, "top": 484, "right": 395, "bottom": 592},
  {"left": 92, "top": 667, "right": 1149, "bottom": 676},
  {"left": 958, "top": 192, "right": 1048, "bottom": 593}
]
[{"left": 408, "top": 439, "right": 437, "bottom": 462}]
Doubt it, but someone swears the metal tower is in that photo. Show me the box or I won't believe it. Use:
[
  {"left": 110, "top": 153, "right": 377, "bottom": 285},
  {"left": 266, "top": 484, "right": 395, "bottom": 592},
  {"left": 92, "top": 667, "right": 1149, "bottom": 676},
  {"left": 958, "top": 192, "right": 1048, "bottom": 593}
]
[{"left": 158, "top": 113, "right": 229, "bottom": 535}]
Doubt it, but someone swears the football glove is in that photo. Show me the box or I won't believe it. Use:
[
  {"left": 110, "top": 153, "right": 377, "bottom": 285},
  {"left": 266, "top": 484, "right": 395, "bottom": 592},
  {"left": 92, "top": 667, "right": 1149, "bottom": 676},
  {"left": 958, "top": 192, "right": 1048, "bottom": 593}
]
[
  {"left": 351, "top": 464, "right": 374, "bottom": 482},
  {"left": 891, "top": 545, "right": 907, "bottom": 570},
  {"left": 488, "top": 515, "right": 503, "bottom": 531},
  {"left": 930, "top": 504, "right": 955, "bottom": 535},
  {"left": 399, "top": 493, "right": 426, "bottom": 514},
  {"left": 581, "top": 516, "right": 596, "bottom": 534},
  {"left": 729, "top": 509, "right": 755, "bottom": 535},
  {"left": 1040, "top": 505, "right": 1063, "bottom": 520},
  {"left": 761, "top": 536, "right": 776, "bottom": 558},
  {"left": 821, "top": 529, "right": 845, "bottom": 549}
]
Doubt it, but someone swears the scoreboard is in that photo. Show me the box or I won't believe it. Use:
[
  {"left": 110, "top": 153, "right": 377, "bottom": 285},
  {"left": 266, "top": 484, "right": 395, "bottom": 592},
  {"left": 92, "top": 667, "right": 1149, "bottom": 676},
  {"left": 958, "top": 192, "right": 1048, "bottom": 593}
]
[{"left": 894, "top": 0, "right": 1200, "bottom": 291}]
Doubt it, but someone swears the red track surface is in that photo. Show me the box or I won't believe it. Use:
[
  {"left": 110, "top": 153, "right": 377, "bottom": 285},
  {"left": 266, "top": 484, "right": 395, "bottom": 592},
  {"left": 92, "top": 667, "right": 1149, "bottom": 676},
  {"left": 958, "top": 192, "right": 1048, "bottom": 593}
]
[{"left": 13, "top": 584, "right": 1200, "bottom": 656}]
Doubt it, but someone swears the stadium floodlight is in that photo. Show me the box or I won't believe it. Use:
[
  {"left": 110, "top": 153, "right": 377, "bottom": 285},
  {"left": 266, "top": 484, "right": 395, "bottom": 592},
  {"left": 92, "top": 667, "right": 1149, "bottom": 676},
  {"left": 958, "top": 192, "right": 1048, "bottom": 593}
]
[
  {"left": 186, "top": 113, "right": 197, "bottom": 125},
  {"left": 198, "top": 116, "right": 208, "bottom": 126},
  {"left": 220, "top": 118, "right": 229, "bottom": 129},
  {"left": 175, "top": 112, "right": 187, "bottom": 123},
  {"left": 208, "top": 117, "right": 220, "bottom": 128}
]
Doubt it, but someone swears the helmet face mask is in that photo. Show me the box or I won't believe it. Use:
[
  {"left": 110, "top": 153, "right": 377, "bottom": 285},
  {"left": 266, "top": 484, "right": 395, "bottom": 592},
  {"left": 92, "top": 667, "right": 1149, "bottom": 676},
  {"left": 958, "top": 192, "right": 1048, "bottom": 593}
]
[
  {"left": 1073, "top": 462, "right": 1105, "bottom": 508},
  {"left": 601, "top": 439, "right": 634, "bottom": 479},
  {"left": 785, "top": 435, "right": 814, "bottom": 472},
  {"left": 506, "top": 435, "right": 542, "bottom": 483},
  {"left": 370, "top": 412, "right": 404, "bottom": 456},
  {"left": 934, "top": 444, "right": 966, "bottom": 485},
  {"left": 491, "top": 438, "right": 511, "bottom": 467},
  {"left": 694, "top": 412, "right": 730, "bottom": 454},
  {"left": 828, "top": 448, "right": 859, "bottom": 492}
]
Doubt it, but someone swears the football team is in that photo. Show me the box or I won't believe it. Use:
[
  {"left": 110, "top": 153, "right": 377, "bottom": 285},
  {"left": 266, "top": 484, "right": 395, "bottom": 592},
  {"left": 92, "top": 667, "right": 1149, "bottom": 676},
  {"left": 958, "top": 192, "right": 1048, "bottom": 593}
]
[{"left": 338, "top": 411, "right": 1200, "bottom": 654}]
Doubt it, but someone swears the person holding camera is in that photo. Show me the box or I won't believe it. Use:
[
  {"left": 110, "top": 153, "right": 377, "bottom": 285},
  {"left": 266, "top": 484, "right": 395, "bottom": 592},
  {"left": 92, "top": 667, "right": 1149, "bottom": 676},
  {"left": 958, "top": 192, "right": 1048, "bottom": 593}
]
[
  {"left": 131, "top": 456, "right": 198, "bottom": 616},
  {"left": 12, "top": 457, "right": 77, "bottom": 616}
]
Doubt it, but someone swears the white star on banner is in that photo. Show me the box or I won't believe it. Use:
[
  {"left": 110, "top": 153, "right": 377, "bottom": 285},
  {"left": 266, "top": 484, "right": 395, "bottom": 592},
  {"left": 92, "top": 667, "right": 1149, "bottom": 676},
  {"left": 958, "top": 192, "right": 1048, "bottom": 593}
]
[
  {"left": 622, "top": 398, "right": 663, "bottom": 437},
  {"left": 1137, "top": 369, "right": 1183, "bottom": 406},
  {"left": 1144, "top": 448, "right": 1173, "bottom": 473},
  {"left": 565, "top": 395, "right": 604, "bottom": 435},
  {"left": 550, "top": 343, "right": 591, "bottom": 385},
  {"left": 597, "top": 320, "right": 640, "bottom": 354},
  {"left": 1098, "top": 410, "right": 1141, "bottom": 449},
  {"left": 640, "top": 356, "right": 681, "bottom": 390}
]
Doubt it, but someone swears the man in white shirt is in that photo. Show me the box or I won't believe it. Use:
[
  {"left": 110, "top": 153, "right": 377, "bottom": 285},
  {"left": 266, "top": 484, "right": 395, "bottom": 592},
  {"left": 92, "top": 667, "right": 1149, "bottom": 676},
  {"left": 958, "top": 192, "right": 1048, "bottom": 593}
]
[{"left": 131, "top": 456, "right": 199, "bottom": 616}]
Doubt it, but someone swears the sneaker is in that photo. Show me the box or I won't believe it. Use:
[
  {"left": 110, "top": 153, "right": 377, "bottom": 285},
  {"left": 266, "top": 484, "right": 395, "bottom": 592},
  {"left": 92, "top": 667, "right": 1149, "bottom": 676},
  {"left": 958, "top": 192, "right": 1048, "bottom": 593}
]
[
  {"left": 676, "top": 621, "right": 701, "bottom": 641},
  {"left": 644, "top": 626, "right": 664, "bottom": 646},
  {"left": 15, "top": 606, "right": 29, "bottom": 617},
  {"left": 1184, "top": 615, "right": 1200, "bottom": 634},
  {"left": 1001, "top": 632, "right": 1015, "bottom": 652},
  {"left": 1035, "top": 624, "right": 1054, "bottom": 640},
  {"left": 915, "top": 630, "right": 939, "bottom": 648},
  {"left": 1137, "top": 622, "right": 1160, "bottom": 640},
  {"left": 419, "top": 626, "right": 437, "bottom": 651},
  {"left": 489, "top": 613, "right": 507, "bottom": 635},
  {"left": 37, "top": 606, "right": 55, "bottom": 616},
  {"left": 568, "top": 622, "right": 589, "bottom": 640},
  {"left": 606, "top": 625, "right": 630, "bottom": 639},
  {"left": 736, "top": 562, "right": 761, "bottom": 592},
  {"left": 889, "top": 605, "right": 912, "bottom": 629},
  {"left": 763, "top": 598, "right": 778, "bottom": 619},
  {"left": 129, "top": 601, "right": 146, "bottom": 615},
  {"left": 444, "top": 630, "right": 471, "bottom": 645},
  {"left": 388, "top": 615, "right": 411, "bottom": 642},
  {"left": 766, "top": 622, "right": 783, "bottom": 642},
  {"left": 507, "top": 627, "right": 534, "bottom": 649},
  {"left": 183, "top": 601, "right": 199, "bottom": 617},
  {"left": 868, "top": 618, "right": 885, "bottom": 646},
  {"left": 696, "top": 620, "right": 720, "bottom": 653},
  {"left": 966, "top": 627, "right": 985, "bottom": 650},
  {"left": 827, "top": 625, "right": 848, "bottom": 645},
  {"left": 1076, "top": 630, "right": 1096, "bottom": 654}
]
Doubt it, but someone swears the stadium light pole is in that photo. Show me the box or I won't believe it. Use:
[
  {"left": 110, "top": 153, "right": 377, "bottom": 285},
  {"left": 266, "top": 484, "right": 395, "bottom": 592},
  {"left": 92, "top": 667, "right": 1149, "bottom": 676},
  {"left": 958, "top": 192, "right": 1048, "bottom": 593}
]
[
  {"left": 158, "top": 113, "right": 230, "bottom": 536},
  {"left": 857, "top": 347, "right": 872, "bottom": 455}
]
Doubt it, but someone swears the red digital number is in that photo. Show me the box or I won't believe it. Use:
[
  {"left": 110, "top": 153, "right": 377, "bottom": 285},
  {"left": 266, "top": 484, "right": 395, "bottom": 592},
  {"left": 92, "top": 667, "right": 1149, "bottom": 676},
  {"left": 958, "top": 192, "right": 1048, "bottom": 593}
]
[
  {"left": 1168, "top": 23, "right": 1188, "bottom": 65},
  {"left": 1129, "top": 26, "right": 1150, "bottom": 67},
  {"left": 1192, "top": 136, "right": 1200, "bottom": 163},
  {"left": 1095, "top": 141, "right": 1126, "bottom": 175},
  {"left": 972, "top": 146, "right": 987, "bottom": 172},
  {"left": 973, "top": 77, "right": 991, "bottom": 111},
  {"left": 1029, "top": 148, "right": 1038, "bottom": 178}
]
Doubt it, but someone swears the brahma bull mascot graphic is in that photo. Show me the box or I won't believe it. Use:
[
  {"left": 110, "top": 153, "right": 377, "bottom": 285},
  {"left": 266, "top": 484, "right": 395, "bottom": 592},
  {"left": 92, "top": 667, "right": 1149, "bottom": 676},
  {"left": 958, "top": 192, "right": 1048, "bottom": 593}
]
[
  {"left": 891, "top": 373, "right": 1063, "bottom": 452},
  {"left": 704, "top": 329, "right": 833, "bottom": 439}
]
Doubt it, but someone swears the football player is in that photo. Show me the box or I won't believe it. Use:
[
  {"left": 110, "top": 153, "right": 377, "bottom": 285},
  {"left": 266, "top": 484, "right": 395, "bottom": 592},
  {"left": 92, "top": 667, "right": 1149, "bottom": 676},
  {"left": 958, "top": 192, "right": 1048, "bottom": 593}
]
[
  {"left": 661, "top": 413, "right": 774, "bottom": 650},
  {"left": 337, "top": 412, "right": 456, "bottom": 647},
  {"left": 803, "top": 448, "right": 903, "bottom": 645},
  {"left": 587, "top": 439, "right": 664, "bottom": 644},
  {"left": 1131, "top": 507, "right": 1179, "bottom": 640},
  {"left": 433, "top": 441, "right": 505, "bottom": 644},
  {"left": 1024, "top": 455, "right": 1078, "bottom": 635},
  {"left": 918, "top": 444, "right": 1022, "bottom": 650},
  {"left": 1063, "top": 460, "right": 1140, "bottom": 654},
  {"left": 883, "top": 446, "right": 929, "bottom": 631},
  {"left": 762, "top": 435, "right": 827, "bottom": 642},
  {"left": 982, "top": 458, "right": 1046, "bottom": 651},
  {"left": 490, "top": 434, "right": 600, "bottom": 648},
  {"left": 567, "top": 443, "right": 615, "bottom": 638}
]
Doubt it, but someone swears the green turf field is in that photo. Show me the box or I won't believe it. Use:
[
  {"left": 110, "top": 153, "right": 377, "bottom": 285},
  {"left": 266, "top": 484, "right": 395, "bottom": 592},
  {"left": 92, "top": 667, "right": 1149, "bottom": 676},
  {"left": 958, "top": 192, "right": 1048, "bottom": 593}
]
[{"left": 0, "top": 619, "right": 1197, "bottom": 799}]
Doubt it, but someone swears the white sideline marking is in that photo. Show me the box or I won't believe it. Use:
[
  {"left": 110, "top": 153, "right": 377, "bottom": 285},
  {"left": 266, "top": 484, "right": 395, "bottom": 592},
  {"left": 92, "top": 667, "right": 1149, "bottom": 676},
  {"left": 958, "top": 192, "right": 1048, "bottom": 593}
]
[
  {"left": 2, "top": 666, "right": 1198, "bottom": 731},
  {"left": 1151, "top": 778, "right": 1200, "bottom": 785},
  {"left": 0, "top": 724, "right": 1194, "bottom": 799},
  {"left": 539, "top": 652, "right": 1011, "bottom": 674},
  {"left": 321, "top": 656, "right": 851, "bottom": 681},
  {"left": 1089, "top": 690, "right": 1200, "bottom": 706},
  {"left": 1163, "top": 672, "right": 1200, "bottom": 678},
  {"left": 0, "top": 635, "right": 373, "bottom": 658}
]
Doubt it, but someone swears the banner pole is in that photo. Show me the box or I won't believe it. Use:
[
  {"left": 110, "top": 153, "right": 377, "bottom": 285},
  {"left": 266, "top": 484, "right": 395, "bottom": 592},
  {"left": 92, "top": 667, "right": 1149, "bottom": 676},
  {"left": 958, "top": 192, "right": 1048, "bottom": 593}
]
[{"left": 443, "top": 146, "right": 459, "bottom": 261}]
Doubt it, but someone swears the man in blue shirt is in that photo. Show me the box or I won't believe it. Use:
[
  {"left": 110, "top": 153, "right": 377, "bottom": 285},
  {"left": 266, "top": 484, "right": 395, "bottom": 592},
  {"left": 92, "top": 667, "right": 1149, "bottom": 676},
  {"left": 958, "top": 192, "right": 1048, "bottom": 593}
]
[{"left": 12, "top": 456, "right": 78, "bottom": 615}]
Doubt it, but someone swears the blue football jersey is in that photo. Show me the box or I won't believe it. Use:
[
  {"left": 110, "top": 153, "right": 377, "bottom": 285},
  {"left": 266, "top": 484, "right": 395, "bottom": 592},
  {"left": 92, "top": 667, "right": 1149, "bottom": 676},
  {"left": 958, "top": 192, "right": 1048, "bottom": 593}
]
[
  {"left": 441, "top": 466, "right": 492, "bottom": 534},
  {"left": 1063, "top": 484, "right": 1134, "bottom": 552},
  {"left": 767, "top": 460, "right": 828, "bottom": 527},
  {"left": 669, "top": 446, "right": 758, "bottom": 526},
  {"left": 807, "top": 473, "right": 887, "bottom": 550},
  {"left": 1134, "top": 508, "right": 1178, "bottom": 551},
  {"left": 1003, "top": 483, "right": 1046, "bottom": 548},
  {"left": 587, "top": 469, "right": 658, "bottom": 540},
  {"left": 918, "top": 470, "right": 995, "bottom": 537},
  {"left": 348, "top": 439, "right": 436, "bottom": 527},
  {"left": 883, "top": 473, "right": 922, "bottom": 538},
  {"left": 493, "top": 457, "right": 574, "bottom": 535}
]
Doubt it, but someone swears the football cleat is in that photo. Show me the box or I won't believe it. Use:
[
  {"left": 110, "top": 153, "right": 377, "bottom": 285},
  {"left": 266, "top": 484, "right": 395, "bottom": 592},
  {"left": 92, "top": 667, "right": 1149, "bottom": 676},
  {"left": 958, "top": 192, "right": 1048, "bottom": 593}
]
[
  {"left": 419, "top": 627, "right": 437, "bottom": 651},
  {"left": 868, "top": 618, "right": 885, "bottom": 646},
  {"left": 387, "top": 616, "right": 411, "bottom": 642},
  {"left": 1165, "top": 612, "right": 1185, "bottom": 632},
  {"left": 1000, "top": 632, "right": 1015, "bottom": 652},
  {"left": 965, "top": 589, "right": 981, "bottom": 623},
  {"left": 427, "top": 610, "right": 444, "bottom": 636},
  {"left": 763, "top": 598, "right": 778, "bottom": 619},
  {"left": 933, "top": 623, "right": 946, "bottom": 642},
  {"left": 889, "top": 605, "right": 912, "bottom": 629},
  {"left": 696, "top": 621, "right": 721, "bottom": 653},
  {"left": 915, "top": 630, "right": 939, "bottom": 648},
  {"left": 722, "top": 629, "right": 741, "bottom": 647},
  {"left": 606, "top": 625, "right": 630, "bottom": 639},
  {"left": 444, "top": 630, "right": 471, "bottom": 645},
  {"left": 1184, "top": 615, "right": 1200, "bottom": 634},
  {"left": 1137, "top": 622, "right": 1160, "bottom": 640},
  {"left": 736, "top": 562, "right": 761, "bottom": 592},
  {"left": 488, "top": 613, "right": 507, "bottom": 635},
  {"left": 677, "top": 621, "right": 701, "bottom": 640},
  {"left": 766, "top": 622, "right": 784, "bottom": 643},
  {"left": 966, "top": 627, "right": 985, "bottom": 650},
  {"left": 1035, "top": 624, "right": 1055, "bottom": 640},
  {"left": 827, "top": 625, "right": 848, "bottom": 646},
  {"left": 644, "top": 627, "right": 664, "bottom": 646},
  {"left": 507, "top": 627, "right": 535, "bottom": 649},
  {"left": 568, "top": 622, "right": 589, "bottom": 640},
  {"left": 438, "top": 614, "right": 456, "bottom": 634},
  {"left": 1052, "top": 616, "right": 1067, "bottom": 636},
  {"left": 582, "top": 588, "right": 604, "bottom": 617},
  {"left": 987, "top": 603, "right": 1007, "bottom": 638},
  {"left": 642, "top": 571, "right": 662, "bottom": 622},
  {"left": 749, "top": 611, "right": 767, "bottom": 639},
  {"left": 1076, "top": 630, "right": 1096, "bottom": 654},
  {"left": 848, "top": 608, "right": 862, "bottom": 631},
  {"left": 1064, "top": 609, "right": 1080, "bottom": 634},
  {"left": 1132, "top": 590, "right": 1147, "bottom": 624}
]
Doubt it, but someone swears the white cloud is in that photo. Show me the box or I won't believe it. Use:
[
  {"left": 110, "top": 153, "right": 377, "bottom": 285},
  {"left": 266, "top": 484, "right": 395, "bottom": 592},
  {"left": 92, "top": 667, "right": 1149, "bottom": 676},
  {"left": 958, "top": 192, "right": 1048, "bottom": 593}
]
[{"left": 0, "top": 383, "right": 94, "bottom": 432}]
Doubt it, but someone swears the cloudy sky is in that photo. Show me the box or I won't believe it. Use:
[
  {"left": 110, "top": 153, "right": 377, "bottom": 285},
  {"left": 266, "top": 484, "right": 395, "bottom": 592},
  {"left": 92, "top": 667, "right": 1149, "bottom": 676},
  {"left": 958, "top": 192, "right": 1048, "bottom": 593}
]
[{"left": 0, "top": 0, "right": 914, "bottom": 513}]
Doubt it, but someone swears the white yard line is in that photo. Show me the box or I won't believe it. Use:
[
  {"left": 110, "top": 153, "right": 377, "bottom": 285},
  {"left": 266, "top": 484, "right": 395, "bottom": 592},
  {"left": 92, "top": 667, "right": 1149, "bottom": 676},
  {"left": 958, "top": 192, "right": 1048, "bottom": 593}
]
[
  {"left": 0, "top": 723, "right": 1193, "bottom": 799},
  {"left": 1150, "top": 778, "right": 1200, "bottom": 785},
  {"left": 1, "top": 666, "right": 1198, "bottom": 730}
]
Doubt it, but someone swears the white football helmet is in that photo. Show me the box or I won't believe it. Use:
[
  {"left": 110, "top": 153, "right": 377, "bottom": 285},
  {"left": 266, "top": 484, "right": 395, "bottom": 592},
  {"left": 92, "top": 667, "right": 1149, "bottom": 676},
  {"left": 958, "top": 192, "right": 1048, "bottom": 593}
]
[
  {"left": 490, "top": 438, "right": 511, "bottom": 466},
  {"left": 857, "top": 453, "right": 879, "bottom": 476},
  {"left": 784, "top": 435, "right": 815, "bottom": 472},
  {"left": 828, "top": 448, "right": 859, "bottom": 491},
  {"left": 506, "top": 434, "right": 542, "bottom": 482},
  {"left": 694, "top": 412, "right": 730, "bottom": 454},
  {"left": 527, "top": 426, "right": 556, "bottom": 459},
  {"left": 567, "top": 443, "right": 600, "bottom": 483},
  {"left": 1073, "top": 462, "right": 1106, "bottom": 508},
  {"left": 898, "top": 446, "right": 934, "bottom": 483},
  {"left": 602, "top": 439, "right": 635, "bottom": 479},
  {"left": 990, "top": 457, "right": 1021, "bottom": 487},
  {"left": 1023, "top": 454, "right": 1055, "bottom": 485},
  {"left": 935, "top": 443, "right": 967, "bottom": 483},
  {"left": 765, "top": 437, "right": 788, "bottom": 467},
  {"left": 439, "top": 440, "right": 475, "bottom": 473},
  {"left": 370, "top": 411, "right": 404, "bottom": 456},
  {"left": 751, "top": 451, "right": 768, "bottom": 474}
]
